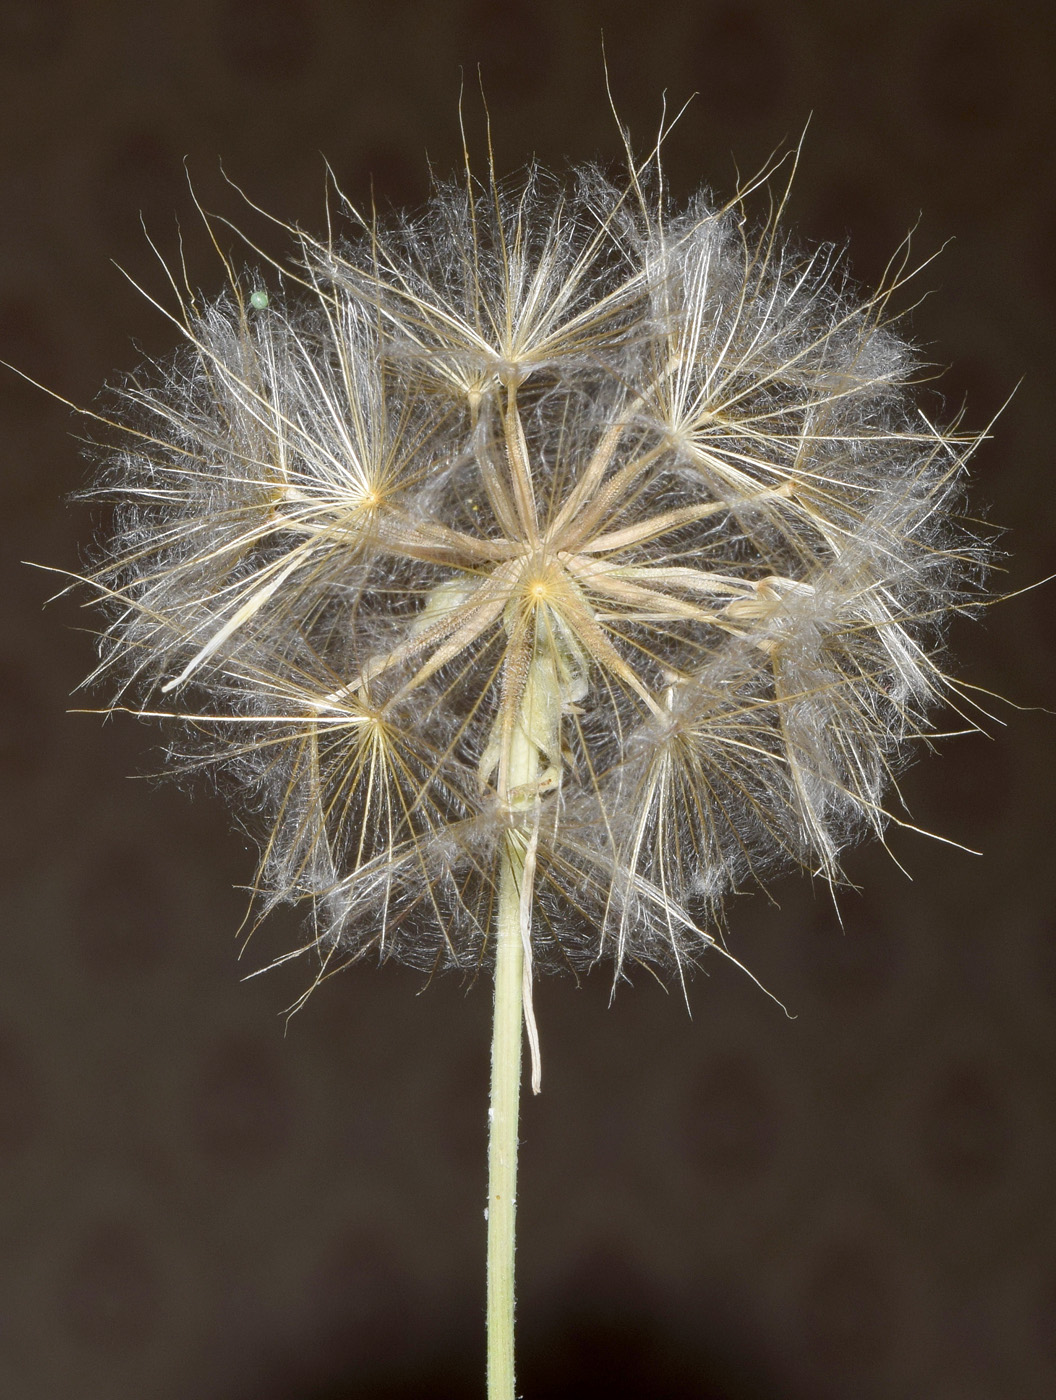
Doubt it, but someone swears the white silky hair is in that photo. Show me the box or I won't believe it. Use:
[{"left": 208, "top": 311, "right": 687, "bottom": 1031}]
[{"left": 78, "top": 137, "right": 991, "bottom": 998}]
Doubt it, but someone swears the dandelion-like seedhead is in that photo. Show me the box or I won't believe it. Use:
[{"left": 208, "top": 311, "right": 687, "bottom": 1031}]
[{"left": 78, "top": 134, "right": 989, "bottom": 997}]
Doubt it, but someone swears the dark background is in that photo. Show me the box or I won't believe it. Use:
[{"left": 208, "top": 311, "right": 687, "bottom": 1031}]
[{"left": 2, "top": 2, "right": 1055, "bottom": 1397}]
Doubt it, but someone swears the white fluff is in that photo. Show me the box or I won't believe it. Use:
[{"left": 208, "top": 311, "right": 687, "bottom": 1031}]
[{"left": 79, "top": 139, "right": 990, "bottom": 993}]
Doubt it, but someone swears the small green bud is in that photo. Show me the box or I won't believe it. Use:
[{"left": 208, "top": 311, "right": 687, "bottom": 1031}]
[{"left": 249, "top": 289, "right": 269, "bottom": 310}]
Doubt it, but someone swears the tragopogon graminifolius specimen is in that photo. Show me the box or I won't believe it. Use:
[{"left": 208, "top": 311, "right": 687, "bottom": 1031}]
[{"left": 68, "top": 120, "right": 992, "bottom": 1400}]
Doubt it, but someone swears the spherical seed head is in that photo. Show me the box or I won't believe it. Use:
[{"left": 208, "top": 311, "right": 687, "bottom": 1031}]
[{"left": 80, "top": 135, "right": 991, "bottom": 990}]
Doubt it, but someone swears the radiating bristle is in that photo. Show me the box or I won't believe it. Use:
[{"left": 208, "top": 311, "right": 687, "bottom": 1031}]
[{"left": 78, "top": 133, "right": 990, "bottom": 993}]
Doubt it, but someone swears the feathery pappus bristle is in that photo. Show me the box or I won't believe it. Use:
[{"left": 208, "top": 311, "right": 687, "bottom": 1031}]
[{"left": 74, "top": 122, "right": 992, "bottom": 1006}]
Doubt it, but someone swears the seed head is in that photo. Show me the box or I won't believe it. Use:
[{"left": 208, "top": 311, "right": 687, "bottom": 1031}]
[{"left": 76, "top": 129, "right": 990, "bottom": 1001}]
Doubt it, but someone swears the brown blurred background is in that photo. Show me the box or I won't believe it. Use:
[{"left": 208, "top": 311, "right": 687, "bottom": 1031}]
[{"left": 2, "top": 2, "right": 1055, "bottom": 1397}]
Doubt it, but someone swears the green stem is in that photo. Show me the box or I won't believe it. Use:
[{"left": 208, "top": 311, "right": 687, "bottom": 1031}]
[
  {"left": 487, "top": 838, "right": 525, "bottom": 1400},
  {"left": 487, "top": 701, "right": 538, "bottom": 1400}
]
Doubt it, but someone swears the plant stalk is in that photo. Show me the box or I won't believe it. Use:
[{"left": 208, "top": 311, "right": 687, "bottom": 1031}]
[
  {"left": 487, "top": 839, "right": 525, "bottom": 1400},
  {"left": 486, "top": 686, "right": 540, "bottom": 1400}
]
